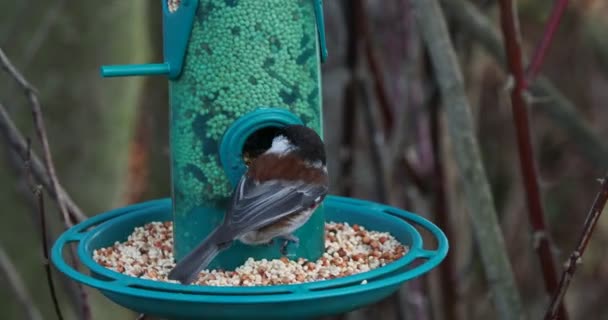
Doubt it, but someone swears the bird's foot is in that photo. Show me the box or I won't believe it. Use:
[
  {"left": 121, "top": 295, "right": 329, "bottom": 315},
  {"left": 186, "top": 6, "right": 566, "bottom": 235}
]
[{"left": 279, "top": 234, "right": 300, "bottom": 256}]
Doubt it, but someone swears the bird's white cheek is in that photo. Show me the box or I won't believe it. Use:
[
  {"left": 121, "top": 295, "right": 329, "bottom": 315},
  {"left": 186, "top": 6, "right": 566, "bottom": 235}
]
[{"left": 266, "top": 136, "right": 294, "bottom": 155}]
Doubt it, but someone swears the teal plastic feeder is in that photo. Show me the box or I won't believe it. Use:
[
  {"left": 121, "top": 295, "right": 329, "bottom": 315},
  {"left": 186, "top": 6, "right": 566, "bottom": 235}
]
[
  {"left": 52, "top": 197, "right": 447, "bottom": 320},
  {"left": 51, "top": 1, "right": 448, "bottom": 319}
]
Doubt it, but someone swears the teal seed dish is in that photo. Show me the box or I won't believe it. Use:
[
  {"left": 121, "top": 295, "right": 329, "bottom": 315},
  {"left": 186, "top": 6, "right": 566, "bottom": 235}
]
[{"left": 170, "top": 0, "right": 324, "bottom": 266}]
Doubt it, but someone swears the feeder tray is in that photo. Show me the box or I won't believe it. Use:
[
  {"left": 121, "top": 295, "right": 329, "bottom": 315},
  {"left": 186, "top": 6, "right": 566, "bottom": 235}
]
[{"left": 51, "top": 196, "right": 447, "bottom": 320}]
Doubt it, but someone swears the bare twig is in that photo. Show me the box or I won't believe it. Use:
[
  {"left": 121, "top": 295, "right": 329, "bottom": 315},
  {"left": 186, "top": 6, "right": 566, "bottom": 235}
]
[
  {"left": 24, "top": 139, "right": 64, "bottom": 320},
  {"left": 496, "top": 1, "right": 567, "bottom": 319},
  {"left": 440, "top": 0, "right": 608, "bottom": 169},
  {"left": 3, "top": 147, "right": 86, "bottom": 319},
  {"left": 409, "top": 0, "right": 525, "bottom": 319},
  {"left": 0, "top": 245, "right": 43, "bottom": 320},
  {"left": 0, "top": 50, "right": 91, "bottom": 320},
  {"left": 0, "top": 102, "right": 86, "bottom": 222},
  {"left": 525, "top": 0, "right": 569, "bottom": 84},
  {"left": 544, "top": 174, "right": 608, "bottom": 320},
  {"left": 0, "top": 47, "right": 73, "bottom": 227}
]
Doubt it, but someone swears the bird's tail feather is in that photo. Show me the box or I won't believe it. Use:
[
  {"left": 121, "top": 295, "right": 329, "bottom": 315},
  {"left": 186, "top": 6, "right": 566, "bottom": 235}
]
[{"left": 168, "top": 227, "right": 230, "bottom": 284}]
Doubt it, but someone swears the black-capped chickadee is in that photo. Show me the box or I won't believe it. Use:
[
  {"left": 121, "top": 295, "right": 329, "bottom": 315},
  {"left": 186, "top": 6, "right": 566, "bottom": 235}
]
[{"left": 168, "top": 124, "right": 329, "bottom": 284}]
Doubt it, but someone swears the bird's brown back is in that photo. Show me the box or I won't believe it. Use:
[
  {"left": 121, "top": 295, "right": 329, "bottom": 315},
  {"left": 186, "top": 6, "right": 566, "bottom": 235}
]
[{"left": 247, "top": 153, "right": 328, "bottom": 185}]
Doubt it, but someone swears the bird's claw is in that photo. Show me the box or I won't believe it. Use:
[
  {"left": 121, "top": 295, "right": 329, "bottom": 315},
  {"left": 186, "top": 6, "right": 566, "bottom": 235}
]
[{"left": 279, "top": 234, "right": 299, "bottom": 256}]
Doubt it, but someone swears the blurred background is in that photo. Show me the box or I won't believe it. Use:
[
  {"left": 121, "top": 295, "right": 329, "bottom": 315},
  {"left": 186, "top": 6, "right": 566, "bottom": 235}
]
[{"left": 1, "top": 0, "right": 607, "bottom": 319}]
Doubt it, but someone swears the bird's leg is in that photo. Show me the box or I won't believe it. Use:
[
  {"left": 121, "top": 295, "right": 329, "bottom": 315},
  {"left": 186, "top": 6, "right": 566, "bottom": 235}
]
[{"left": 279, "top": 234, "right": 300, "bottom": 255}]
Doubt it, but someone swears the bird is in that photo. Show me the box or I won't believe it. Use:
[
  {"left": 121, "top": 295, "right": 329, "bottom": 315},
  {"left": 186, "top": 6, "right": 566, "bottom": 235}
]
[{"left": 168, "top": 124, "right": 329, "bottom": 284}]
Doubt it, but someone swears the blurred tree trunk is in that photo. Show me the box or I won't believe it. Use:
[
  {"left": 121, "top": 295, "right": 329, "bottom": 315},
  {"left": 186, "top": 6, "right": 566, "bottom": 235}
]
[
  {"left": 124, "top": 2, "right": 171, "bottom": 205},
  {"left": 0, "top": 1, "right": 150, "bottom": 319}
]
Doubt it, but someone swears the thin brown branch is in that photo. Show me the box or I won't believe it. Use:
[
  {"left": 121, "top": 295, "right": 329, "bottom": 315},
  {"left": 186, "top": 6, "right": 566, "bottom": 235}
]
[
  {"left": 0, "top": 47, "right": 73, "bottom": 227},
  {"left": 409, "top": 0, "right": 525, "bottom": 319},
  {"left": 0, "top": 245, "right": 43, "bottom": 320},
  {"left": 496, "top": 1, "right": 567, "bottom": 319},
  {"left": 25, "top": 139, "right": 64, "bottom": 320},
  {"left": 544, "top": 174, "right": 608, "bottom": 320},
  {"left": 0, "top": 50, "right": 91, "bottom": 320},
  {"left": 0, "top": 104, "right": 91, "bottom": 319},
  {"left": 0, "top": 102, "right": 86, "bottom": 222}
]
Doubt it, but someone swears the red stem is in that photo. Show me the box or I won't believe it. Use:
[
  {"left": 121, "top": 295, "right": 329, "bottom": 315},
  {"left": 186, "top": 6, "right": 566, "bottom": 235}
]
[
  {"left": 497, "top": 1, "right": 568, "bottom": 319},
  {"left": 525, "top": 0, "right": 569, "bottom": 85}
]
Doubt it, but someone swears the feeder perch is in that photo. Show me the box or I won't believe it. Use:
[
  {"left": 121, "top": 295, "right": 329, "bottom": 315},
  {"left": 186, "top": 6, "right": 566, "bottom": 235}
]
[{"left": 51, "top": 1, "right": 448, "bottom": 319}]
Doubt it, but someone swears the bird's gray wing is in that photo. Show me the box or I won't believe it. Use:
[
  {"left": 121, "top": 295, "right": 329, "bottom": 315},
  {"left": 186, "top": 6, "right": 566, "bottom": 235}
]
[{"left": 223, "top": 175, "right": 328, "bottom": 236}]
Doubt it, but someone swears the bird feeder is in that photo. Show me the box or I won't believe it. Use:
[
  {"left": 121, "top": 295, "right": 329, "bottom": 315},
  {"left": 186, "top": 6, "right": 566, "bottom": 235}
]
[{"left": 51, "top": 1, "right": 448, "bottom": 319}]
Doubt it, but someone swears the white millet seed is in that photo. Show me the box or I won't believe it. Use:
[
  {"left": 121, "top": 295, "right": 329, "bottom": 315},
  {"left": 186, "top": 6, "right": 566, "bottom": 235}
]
[{"left": 93, "top": 221, "right": 408, "bottom": 286}]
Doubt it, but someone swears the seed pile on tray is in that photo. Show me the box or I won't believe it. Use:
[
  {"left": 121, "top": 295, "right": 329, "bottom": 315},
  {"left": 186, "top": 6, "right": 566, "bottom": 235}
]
[{"left": 93, "top": 221, "right": 408, "bottom": 286}]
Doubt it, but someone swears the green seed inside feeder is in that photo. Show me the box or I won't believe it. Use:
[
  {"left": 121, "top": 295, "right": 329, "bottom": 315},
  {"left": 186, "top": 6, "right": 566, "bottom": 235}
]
[{"left": 170, "top": 0, "right": 324, "bottom": 266}]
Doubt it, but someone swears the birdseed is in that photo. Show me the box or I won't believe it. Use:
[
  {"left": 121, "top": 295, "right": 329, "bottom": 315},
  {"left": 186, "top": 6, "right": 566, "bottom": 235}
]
[{"left": 93, "top": 222, "right": 408, "bottom": 286}]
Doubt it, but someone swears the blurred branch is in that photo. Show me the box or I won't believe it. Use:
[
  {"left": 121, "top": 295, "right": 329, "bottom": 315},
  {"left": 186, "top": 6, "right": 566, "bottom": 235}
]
[
  {"left": 544, "top": 174, "right": 608, "bottom": 320},
  {"left": 409, "top": 1, "right": 525, "bottom": 320},
  {"left": 2, "top": 138, "right": 86, "bottom": 320},
  {"left": 0, "top": 103, "right": 85, "bottom": 222},
  {"left": 496, "top": 1, "right": 566, "bottom": 319},
  {"left": 525, "top": 0, "right": 569, "bottom": 83},
  {"left": 0, "top": 0, "right": 32, "bottom": 46},
  {"left": 124, "top": 104, "right": 151, "bottom": 204},
  {"left": 22, "top": 0, "right": 67, "bottom": 66},
  {"left": 0, "top": 49, "right": 91, "bottom": 320},
  {"left": 0, "top": 48, "right": 81, "bottom": 226},
  {"left": 0, "top": 245, "right": 43, "bottom": 320},
  {"left": 24, "top": 139, "right": 64, "bottom": 320},
  {"left": 426, "top": 54, "right": 458, "bottom": 320},
  {"left": 440, "top": 0, "right": 608, "bottom": 169},
  {"left": 353, "top": 0, "right": 395, "bottom": 137},
  {"left": 337, "top": 0, "right": 360, "bottom": 198},
  {"left": 357, "top": 79, "right": 388, "bottom": 202}
]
